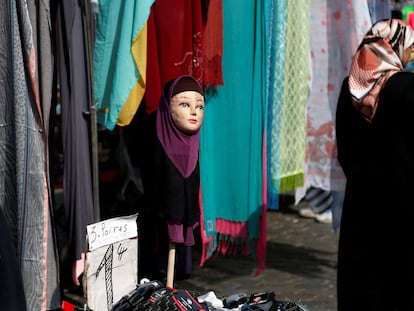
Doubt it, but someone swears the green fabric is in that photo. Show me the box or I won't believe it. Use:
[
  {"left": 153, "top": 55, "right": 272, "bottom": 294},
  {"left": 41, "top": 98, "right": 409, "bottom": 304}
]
[
  {"left": 94, "top": 0, "right": 153, "bottom": 130},
  {"left": 402, "top": 5, "right": 414, "bottom": 22},
  {"left": 200, "top": 0, "right": 264, "bottom": 253},
  {"left": 278, "top": 0, "right": 310, "bottom": 191},
  {"left": 266, "top": 0, "right": 287, "bottom": 209}
]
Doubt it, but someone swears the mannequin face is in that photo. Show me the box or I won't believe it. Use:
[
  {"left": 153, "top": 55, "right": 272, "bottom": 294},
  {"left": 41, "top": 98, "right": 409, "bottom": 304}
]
[{"left": 170, "top": 91, "right": 205, "bottom": 134}]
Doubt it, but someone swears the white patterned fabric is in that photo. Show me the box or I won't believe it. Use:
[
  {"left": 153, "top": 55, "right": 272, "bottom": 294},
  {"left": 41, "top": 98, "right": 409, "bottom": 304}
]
[{"left": 296, "top": 0, "right": 372, "bottom": 204}]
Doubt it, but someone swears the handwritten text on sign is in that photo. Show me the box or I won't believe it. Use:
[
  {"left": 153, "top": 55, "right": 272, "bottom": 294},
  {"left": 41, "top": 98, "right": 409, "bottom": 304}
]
[{"left": 87, "top": 214, "right": 138, "bottom": 251}]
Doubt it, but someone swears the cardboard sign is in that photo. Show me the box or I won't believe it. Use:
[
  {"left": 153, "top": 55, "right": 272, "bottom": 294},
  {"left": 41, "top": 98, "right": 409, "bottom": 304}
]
[
  {"left": 84, "top": 214, "right": 139, "bottom": 311},
  {"left": 85, "top": 238, "right": 138, "bottom": 311},
  {"left": 86, "top": 214, "right": 138, "bottom": 251}
]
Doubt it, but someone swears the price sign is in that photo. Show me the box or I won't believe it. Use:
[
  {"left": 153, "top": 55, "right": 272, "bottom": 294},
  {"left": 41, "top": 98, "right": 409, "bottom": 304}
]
[{"left": 87, "top": 214, "right": 138, "bottom": 251}]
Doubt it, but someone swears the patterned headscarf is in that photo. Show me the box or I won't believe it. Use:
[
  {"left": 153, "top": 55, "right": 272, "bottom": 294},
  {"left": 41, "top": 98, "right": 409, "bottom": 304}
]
[
  {"left": 348, "top": 19, "right": 414, "bottom": 121},
  {"left": 156, "top": 75, "right": 204, "bottom": 178}
]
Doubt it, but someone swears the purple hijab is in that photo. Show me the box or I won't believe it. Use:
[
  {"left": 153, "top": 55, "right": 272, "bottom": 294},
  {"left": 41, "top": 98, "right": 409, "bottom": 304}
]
[{"left": 156, "top": 75, "right": 204, "bottom": 178}]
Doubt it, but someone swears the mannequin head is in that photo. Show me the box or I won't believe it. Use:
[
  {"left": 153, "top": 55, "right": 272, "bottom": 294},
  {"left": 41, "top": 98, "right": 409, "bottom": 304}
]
[{"left": 156, "top": 75, "right": 205, "bottom": 178}]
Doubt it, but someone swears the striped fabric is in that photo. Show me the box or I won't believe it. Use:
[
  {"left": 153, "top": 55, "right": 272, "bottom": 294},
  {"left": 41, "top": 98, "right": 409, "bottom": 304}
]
[{"left": 305, "top": 187, "right": 334, "bottom": 214}]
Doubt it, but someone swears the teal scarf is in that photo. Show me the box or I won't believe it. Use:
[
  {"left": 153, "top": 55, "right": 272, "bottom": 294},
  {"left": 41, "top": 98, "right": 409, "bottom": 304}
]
[{"left": 200, "top": 0, "right": 265, "bottom": 270}]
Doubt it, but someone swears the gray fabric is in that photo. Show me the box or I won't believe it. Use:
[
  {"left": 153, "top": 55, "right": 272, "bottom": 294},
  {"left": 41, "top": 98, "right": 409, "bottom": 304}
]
[
  {"left": 56, "top": 0, "right": 94, "bottom": 261},
  {"left": 0, "top": 1, "right": 59, "bottom": 310},
  {"left": 27, "top": 0, "right": 61, "bottom": 308},
  {"left": 28, "top": 0, "right": 54, "bottom": 138}
]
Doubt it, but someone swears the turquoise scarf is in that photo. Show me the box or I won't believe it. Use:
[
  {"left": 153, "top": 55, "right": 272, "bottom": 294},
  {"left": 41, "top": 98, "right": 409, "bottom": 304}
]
[{"left": 200, "top": 0, "right": 265, "bottom": 270}]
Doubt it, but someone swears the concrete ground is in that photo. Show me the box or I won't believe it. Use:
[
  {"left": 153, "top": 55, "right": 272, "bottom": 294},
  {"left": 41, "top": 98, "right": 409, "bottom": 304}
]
[{"left": 175, "top": 197, "right": 338, "bottom": 311}]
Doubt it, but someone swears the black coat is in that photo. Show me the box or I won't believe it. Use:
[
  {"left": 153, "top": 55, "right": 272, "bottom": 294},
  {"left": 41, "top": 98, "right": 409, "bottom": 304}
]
[{"left": 335, "top": 72, "right": 414, "bottom": 310}]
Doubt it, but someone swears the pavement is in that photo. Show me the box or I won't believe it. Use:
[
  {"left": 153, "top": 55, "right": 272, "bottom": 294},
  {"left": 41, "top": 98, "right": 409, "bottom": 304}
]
[
  {"left": 174, "top": 194, "right": 338, "bottom": 311},
  {"left": 62, "top": 194, "right": 339, "bottom": 311}
]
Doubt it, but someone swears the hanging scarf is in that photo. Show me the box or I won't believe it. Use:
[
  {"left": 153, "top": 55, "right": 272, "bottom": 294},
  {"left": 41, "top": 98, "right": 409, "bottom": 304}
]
[
  {"left": 94, "top": 0, "right": 154, "bottom": 130},
  {"left": 266, "top": 0, "right": 286, "bottom": 210},
  {"left": 1, "top": 1, "right": 59, "bottom": 309},
  {"left": 144, "top": 0, "right": 205, "bottom": 113},
  {"left": 199, "top": 0, "right": 264, "bottom": 273},
  {"left": 156, "top": 75, "right": 203, "bottom": 178},
  {"left": 349, "top": 19, "right": 414, "bottom": 121},
  {"left": 202, "top": 0, "right": 224, "bottom": 89},
  {"left": 278, "top": 0, "right": 310, "bottom": 192}
]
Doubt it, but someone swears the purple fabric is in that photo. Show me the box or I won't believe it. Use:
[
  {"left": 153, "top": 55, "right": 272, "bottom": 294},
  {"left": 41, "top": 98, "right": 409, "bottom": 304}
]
[
  {"left": 167, "top": 221, "right": 198, "bottom": 245},
  {"left": 156, "top": 75, "right": 203, "bottom": 178}
]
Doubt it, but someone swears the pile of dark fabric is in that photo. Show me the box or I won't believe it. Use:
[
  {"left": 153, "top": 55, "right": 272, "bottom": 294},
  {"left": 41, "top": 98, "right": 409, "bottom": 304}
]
[{"left": 110, "top": 280, "right": 308, "bottom": 311}]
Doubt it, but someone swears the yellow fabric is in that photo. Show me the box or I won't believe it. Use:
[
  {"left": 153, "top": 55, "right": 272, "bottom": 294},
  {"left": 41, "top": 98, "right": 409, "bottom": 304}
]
[{"left": 117, "top": 23, "right": 148, "bottom": 127}]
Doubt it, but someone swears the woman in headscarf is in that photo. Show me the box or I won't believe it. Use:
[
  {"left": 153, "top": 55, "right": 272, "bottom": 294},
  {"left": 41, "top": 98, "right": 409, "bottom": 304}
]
[
  {"left": 336, "top": 19, "right": 414, "bottom": 310},
  {"left": 138, "top": 75, "right": 205, "bottom": 281}
]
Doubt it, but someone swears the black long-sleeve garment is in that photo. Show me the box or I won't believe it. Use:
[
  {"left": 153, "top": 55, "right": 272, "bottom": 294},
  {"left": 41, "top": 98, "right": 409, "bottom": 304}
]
[
  {"left": 336, "top": 73, "right": 414, "bottom": 311},
  {"left": 134, "top": 109, "right": 200, "bottom": 280},
  {"left": 54, "top": 0, "right": 94, "bottom": 261}
]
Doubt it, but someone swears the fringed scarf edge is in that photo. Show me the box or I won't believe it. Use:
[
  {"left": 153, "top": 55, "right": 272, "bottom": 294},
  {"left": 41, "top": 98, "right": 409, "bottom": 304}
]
[{"left": 199, "top": 216, "right": 267, "bottom": 275}]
